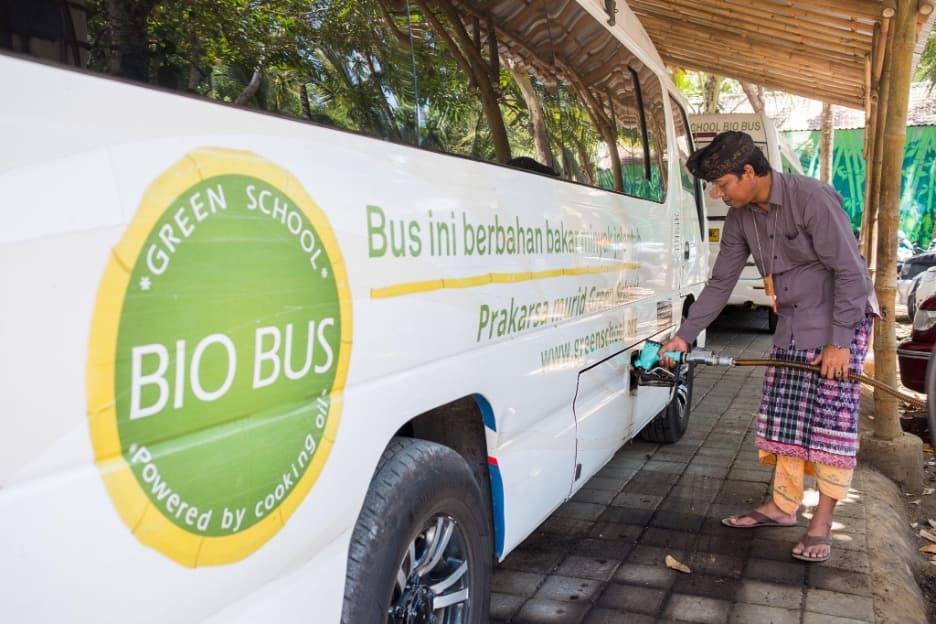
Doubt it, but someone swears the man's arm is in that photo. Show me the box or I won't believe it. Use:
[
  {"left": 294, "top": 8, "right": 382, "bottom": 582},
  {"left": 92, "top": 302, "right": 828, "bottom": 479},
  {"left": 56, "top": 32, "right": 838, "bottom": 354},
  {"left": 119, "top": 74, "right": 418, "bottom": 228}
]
[{"left": 672, "top": 208, "right": 750, "bottom": 346}]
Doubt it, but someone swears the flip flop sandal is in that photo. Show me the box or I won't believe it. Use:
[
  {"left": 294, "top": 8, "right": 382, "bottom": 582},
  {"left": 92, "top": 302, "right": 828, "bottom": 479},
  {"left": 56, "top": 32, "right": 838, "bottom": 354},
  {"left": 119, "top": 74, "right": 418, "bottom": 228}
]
[
  {"left": 791, "top": 534, "right": 833, "bottom": 562},
  {"left": 720, "top": 509, "right": 799, "bottom": 529}
]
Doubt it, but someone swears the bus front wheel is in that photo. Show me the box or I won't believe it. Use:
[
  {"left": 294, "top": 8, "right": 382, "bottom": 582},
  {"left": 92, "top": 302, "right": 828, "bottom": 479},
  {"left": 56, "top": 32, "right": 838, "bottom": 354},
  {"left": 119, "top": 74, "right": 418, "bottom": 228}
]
[{"left": 341, "top": 437, "right": 492, "bottom": 624}]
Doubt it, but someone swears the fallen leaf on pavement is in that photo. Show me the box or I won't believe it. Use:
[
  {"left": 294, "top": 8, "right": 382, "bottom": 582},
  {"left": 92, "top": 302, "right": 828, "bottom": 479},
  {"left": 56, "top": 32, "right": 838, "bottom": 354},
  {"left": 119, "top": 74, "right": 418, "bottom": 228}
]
[
  {"left": 919, "top": 544, "right": 936, "bottom": 554},
  {"left": 665, "top": 555, "right": 691, "bottom": 574},
  {"left": 924, "top": 488, "right": 935, "bottom": 496},
  {"left": 911, "top": 499, "right": 922, "bottom": 505},
  {"left": 919, "top": 529, "right": 936, "bottom": 543},
  {"left": 929, "top": 519, "right": 936, "bottom": 529}
]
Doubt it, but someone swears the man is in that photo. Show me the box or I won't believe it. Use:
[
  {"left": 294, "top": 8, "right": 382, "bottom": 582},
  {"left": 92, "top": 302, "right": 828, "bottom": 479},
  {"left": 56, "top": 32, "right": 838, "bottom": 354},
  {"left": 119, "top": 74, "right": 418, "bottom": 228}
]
[{"left": 660, "top": 131, "right": 878, "bottom": 563}]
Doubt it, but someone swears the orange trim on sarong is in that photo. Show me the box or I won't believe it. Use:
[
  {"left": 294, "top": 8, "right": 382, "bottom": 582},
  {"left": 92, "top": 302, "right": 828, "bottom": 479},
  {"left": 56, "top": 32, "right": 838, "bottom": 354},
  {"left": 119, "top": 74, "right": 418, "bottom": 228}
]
[{"left": 759, "top": 450, "right": 853, "bottom": 514}]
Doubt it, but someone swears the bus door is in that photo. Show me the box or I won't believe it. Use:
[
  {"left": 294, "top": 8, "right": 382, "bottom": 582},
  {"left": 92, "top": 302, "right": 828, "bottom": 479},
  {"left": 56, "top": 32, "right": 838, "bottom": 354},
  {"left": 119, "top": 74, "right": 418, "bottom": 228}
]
[{"left": 671, "top": 96, "right": 706, "bottom": 291}]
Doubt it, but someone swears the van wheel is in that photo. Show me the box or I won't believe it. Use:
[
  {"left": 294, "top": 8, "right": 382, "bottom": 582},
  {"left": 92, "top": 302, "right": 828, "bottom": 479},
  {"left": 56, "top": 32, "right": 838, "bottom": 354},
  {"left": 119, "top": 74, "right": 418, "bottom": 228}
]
[
  {"left": 640, "top": 363, "right": 694, "bottom": 443},
  {"left": 341, "top": 437, "right": 492, "bottom": 624},
  {"left": 767, "top": 309, "right": 778, "bottom": 334}
]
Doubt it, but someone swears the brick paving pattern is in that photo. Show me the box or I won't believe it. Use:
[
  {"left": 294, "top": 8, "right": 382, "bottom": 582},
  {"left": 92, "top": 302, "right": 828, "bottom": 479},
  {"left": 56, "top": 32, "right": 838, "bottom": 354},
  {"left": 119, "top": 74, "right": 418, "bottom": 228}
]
[{"left": 490, "top": 309, "right": 876, "bottom": 623}]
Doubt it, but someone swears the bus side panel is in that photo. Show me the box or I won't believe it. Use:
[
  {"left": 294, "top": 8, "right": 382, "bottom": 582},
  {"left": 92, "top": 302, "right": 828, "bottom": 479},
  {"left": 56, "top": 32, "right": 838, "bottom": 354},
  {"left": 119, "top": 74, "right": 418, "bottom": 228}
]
[{"left": 0, "top": 54, "right": 582, "bottom": 620}]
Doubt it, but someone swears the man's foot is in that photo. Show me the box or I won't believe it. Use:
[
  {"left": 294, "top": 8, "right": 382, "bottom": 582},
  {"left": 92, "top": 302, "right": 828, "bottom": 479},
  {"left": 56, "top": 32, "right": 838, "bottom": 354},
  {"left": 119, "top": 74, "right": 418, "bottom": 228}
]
[
  {"left": 721, "top": 503, "right": 798, "bottom": 528},
  {"left": 792, "top": 533, "right": 833, "bottom": 562}
]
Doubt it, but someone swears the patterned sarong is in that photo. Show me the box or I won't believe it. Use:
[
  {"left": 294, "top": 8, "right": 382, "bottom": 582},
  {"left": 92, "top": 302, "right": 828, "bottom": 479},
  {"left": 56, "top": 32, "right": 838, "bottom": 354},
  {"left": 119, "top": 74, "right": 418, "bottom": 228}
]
[{"left": 755, "top": 315, "right": 873, "bottom": 469}]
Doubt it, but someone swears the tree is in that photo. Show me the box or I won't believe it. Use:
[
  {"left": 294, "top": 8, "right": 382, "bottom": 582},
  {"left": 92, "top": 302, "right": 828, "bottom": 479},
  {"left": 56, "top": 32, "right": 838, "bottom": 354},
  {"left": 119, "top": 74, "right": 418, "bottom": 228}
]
[
  {"left": 914, "top": 31, "right": 936, "bottom": 89},
  {"left": 740, "top": 82, "right": 764, "bottom": 115},
  {"left": 88, "top": 0, "right": 159, "bottom": 81},
  {"left": 702, "top": 73, "right": 720, "bottom": 113}
]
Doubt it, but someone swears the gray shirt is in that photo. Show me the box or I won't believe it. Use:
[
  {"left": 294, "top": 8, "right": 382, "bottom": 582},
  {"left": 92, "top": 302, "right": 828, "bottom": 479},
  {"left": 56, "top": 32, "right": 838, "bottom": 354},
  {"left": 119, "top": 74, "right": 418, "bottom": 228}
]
[{"left": 677, "top": 171, "right": 878, "bottom": 350}]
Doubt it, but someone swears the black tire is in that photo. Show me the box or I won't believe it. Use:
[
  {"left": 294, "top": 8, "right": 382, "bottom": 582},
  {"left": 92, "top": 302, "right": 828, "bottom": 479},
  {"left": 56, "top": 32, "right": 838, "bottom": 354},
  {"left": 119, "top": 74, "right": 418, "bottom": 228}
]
[
  {"left": 639, "top": 362, "right": 694, "bottom": 443},
  {"left": 341, "top": 437, "right": 492, "bottom": 624},
  {"left": 767, "top": 308, "right": 778, "bottom": 334}
]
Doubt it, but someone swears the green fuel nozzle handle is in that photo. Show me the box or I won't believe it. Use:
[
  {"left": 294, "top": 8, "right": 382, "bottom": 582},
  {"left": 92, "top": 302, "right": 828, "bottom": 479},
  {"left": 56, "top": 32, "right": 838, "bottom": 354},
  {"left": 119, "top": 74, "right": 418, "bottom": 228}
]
[{"left": 634, "top": 341, "right": 682, "bottom": 370}]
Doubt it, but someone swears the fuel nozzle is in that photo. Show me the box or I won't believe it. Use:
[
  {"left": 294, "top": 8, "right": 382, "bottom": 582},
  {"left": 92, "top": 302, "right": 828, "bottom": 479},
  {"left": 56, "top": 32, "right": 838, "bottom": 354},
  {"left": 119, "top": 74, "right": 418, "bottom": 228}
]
[
  {"left": 633, "top": 341, "right": 683, "bottom": 370},
  {"left": 684, "top": 350, "right": 735, "bottom": 367}
]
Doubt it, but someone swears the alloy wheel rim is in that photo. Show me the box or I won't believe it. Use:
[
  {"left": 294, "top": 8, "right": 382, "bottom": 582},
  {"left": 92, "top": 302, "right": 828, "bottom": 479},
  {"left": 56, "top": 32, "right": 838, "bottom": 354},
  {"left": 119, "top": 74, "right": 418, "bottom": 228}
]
[{"left": 388, "top": 514, "right": 471, "bottom": 623}]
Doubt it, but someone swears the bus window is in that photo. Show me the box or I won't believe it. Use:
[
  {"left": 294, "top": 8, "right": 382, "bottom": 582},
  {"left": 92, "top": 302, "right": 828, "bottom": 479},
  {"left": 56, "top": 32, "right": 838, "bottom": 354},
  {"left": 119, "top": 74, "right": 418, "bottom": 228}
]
[
  {"left": 406, "top": 3, "right": 497, "bottom": 158},
  {"left": 671, "top": 94, "right": 705, "bottom": 239},
  {"left": 554, "top": 78, "right": 603, "bottom": 187},
  {"left": 301, "top": 1, "right": 418, "bottom": 143},
  {"left": 0, "top": 0, "right": 89, "bottom": 66},
  {"left": 635, "top": 66, "right": 668, "bottom": 203},
  {"left": 615, "top": 68, "right": 651, "bottom": 198},
  {"left": 670, "top": 96, "right": 696, "bottom": 193}
]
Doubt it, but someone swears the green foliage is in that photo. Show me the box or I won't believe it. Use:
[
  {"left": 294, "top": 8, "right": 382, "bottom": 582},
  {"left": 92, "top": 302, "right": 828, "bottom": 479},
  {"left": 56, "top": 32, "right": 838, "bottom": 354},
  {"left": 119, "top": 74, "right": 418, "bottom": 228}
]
[
  {"left": 914, "top": 32, "right": 936, "bottom": 89},
  {"left": 783, "top": 128, "right": 936, "bottom": 249},
  {"left": 80, "top": 0, "right": 637, "bottom": 188}
]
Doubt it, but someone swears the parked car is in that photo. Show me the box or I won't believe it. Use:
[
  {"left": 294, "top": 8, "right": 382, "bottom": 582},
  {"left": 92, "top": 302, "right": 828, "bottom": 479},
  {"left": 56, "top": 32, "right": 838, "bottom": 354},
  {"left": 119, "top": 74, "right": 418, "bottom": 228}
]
[
  {"left": 897, "top": 230, "right": 922, "bottom": 270},
  {"left": 897, "top": 293, "right": 936, "bottom": 393},
  {"left": 897, "top": 251, "right": 936, "bottom": 308},
  {"left": 908, "top": 266, "right": 936, "bottom": 320}
]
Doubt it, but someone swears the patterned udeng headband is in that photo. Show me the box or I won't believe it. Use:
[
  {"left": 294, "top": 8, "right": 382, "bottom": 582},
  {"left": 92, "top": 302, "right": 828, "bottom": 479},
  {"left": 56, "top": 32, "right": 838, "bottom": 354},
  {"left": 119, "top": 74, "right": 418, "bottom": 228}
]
[{"left": 687, "top": 131, "right": 756, "bottom": 181}]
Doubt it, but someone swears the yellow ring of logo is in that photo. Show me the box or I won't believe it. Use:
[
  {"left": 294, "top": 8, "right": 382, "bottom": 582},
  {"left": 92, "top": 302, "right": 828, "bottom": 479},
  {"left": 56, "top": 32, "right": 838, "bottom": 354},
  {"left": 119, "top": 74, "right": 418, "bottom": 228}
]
[{"left": 85, "top": 148, "right": 352, "bottom": 566}]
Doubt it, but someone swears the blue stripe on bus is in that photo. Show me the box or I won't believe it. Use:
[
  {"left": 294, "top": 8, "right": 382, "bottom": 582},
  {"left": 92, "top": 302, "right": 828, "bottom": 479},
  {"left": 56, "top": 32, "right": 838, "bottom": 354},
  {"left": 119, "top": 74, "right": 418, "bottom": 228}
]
[
  {"left": 487, "top": 456, "right": 505, "bottom": 558},
  {"left": 472, "top": 394, "right": 502, "bottom": 555},
  {"left": 473, "top": 393, "right": 496, "bottom": 432}
]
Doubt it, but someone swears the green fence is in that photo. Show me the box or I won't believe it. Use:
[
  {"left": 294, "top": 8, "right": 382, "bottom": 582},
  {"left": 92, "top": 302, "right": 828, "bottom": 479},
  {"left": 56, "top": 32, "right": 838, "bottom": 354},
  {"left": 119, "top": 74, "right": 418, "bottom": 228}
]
[{"left": 782, "top": 126, "right": 936, "bottom": 249}]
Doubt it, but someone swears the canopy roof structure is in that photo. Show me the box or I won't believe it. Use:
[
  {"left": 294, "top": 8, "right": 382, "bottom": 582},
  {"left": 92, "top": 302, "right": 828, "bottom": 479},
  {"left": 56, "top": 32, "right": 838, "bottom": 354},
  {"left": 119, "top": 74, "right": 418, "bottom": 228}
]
[{"left": 627, "top": 0, "right": 934, "bottom": 110}]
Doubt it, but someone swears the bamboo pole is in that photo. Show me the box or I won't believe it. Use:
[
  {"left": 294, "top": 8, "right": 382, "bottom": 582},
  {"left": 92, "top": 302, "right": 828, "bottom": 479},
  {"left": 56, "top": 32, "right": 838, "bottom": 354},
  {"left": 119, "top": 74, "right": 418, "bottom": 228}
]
[
  {"left": 860, "top": 17, "right": 886, "bottom": 258},
  {"left": 663, "top": 67, "right": 860, "bottom": 107},
  {"left": 653, "top": 53, "right": 864, "bottom": 92},
  {"left": 873, "top": 0, "right": 917, "bottom": 441},
  {"left": 864, "top": 52, "right": 872, "bottom": 129},
  {"left": 637, "top": 18, "right": 868, "bottom": 76},
  {"left": 873, "top": 15, "right": 889, "bottom": 82},
  {"left": 631, "top": 0, "right": 883, "bottom": 27},
  {"left": 748, "top": 0, "right": 885, "bottom": 19},
  {"left": 820, "top": 103, "right": 834, "bottom": 184},
  {"left": 660, "top": 51, "right": 863, "bottom": 106},
  {"left": 635, "top": 14, "right": 869, "bottom": 68},
  {"left": 866, "top": 9, "right": 896, "bottom": 268},
  {"left": 633, "top": 0, "right": 875, "bottom": 47}
]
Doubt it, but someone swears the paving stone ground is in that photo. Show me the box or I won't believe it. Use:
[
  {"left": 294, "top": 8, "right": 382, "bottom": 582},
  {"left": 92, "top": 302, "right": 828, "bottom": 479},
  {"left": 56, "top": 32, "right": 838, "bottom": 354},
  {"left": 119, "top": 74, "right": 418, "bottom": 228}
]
[{"left": 489, "top": 308, "right": 894, "bottom": 624}]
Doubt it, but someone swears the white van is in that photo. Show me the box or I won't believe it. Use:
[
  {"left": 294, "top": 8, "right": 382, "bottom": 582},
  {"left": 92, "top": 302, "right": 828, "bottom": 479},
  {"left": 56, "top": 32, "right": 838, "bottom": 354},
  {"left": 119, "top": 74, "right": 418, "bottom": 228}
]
[
  {"left": 0, "top": 2, "right": 707, "bottom": 622},
  {"left": 689, "top": 113, "right": 804, "bottom": 332}
]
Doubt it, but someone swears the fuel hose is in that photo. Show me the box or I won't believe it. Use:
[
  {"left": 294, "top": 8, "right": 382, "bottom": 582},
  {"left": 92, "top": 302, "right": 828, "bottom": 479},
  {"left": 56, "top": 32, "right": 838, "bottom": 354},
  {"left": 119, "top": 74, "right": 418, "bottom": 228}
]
[{"left": 732, "top": 358, "right": 927, "bottom": 410}]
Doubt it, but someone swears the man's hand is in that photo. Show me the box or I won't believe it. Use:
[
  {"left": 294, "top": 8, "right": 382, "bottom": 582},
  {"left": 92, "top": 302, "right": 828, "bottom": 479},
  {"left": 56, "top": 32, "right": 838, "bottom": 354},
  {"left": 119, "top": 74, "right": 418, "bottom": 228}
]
[
  {"left": 659, "top": 336, "right": 689, "bottom": 368},
  {"left": 811, "top": 344, "right": 850, "bottom": 381}
]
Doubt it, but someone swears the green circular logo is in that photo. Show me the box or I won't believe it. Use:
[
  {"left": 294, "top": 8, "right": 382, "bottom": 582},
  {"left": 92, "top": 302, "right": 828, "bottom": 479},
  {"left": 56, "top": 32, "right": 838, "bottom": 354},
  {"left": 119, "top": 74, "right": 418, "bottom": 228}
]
[{"left": 87, "top": 150, "right": 351, "bottom": 566}]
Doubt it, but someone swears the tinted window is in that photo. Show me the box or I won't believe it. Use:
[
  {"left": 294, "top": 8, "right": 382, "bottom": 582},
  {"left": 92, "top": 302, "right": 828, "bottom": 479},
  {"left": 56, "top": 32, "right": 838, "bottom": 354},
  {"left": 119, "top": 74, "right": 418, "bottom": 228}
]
[
  {"left": 3, "top": 0, "right": 669, "bottom": 197},
  {"left": 669, "top": 96, "right": 696, "bottom": 193},
  {"left": 670, "top": 95, "right": 704, "bottom": 237},
  {"left": 301, "top": 1, "right": 417, "bottom": 143},
  {"left": 636, "top": 67, "right": 667, "bottom": 202}
]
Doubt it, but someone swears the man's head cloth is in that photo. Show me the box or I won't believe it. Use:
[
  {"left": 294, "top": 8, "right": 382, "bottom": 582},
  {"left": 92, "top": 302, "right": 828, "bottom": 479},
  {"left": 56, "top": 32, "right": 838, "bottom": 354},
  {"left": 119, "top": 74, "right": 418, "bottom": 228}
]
[{"left": 686, "top": 131, "right": 760, "bottom": 181}]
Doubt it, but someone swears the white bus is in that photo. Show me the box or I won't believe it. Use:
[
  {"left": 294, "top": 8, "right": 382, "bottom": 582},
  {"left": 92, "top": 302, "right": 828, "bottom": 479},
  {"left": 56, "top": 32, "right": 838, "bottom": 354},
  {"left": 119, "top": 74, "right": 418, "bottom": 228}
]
[
  {"left": 0, "top": 1, "right": 706, "bottom": 622},
  {"left": 690, "top": 113, "right": 804, "bottom": 332}
]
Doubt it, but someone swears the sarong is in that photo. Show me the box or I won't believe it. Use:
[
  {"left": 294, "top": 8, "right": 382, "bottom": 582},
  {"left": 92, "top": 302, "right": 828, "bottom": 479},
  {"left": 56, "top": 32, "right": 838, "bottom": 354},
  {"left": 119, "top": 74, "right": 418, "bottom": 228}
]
[{"left": 755, "top": 315, "right": 872, "bottom": 469}]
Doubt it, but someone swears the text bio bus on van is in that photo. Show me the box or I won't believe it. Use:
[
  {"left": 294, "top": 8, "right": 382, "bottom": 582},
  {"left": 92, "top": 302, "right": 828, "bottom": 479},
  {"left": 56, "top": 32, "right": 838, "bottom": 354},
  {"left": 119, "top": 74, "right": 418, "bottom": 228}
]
[
  {"left": 0, "top": 2, "right": 707, "bottom": 622},
  {"left": 689, "top": 113, "right": 804, "bottom": 332}
]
